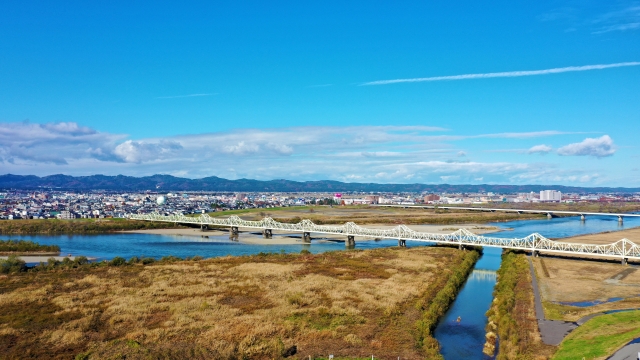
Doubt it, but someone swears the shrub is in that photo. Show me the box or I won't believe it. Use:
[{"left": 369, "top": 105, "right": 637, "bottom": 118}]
[
  {"left": 127, "top": 256, "right": 140, "bottom": 264},
  {"left": 141, "top": 257, "right": 156, "bottom": 265},
  {"left": 300, "top": 249, "right": 311, "bottom": 255},
  {"left": 109, "top": 257, "right": 127, "bottom": 266},
  {"left": 0, "top": 255, "right": 27, "bottom": 274},
  {"left": 192, "top": 255, "right": 203, "bottom": 261}
]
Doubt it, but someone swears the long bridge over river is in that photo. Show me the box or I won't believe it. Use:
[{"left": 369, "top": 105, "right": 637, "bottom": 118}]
[{"left": 128, "top": 213, "right": 640, "bottom": 264}]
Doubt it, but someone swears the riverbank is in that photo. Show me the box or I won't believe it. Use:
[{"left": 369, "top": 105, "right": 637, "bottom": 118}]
[
  {"left": 0, "top": 218, "right": 180, "bottom": 235},
  {"left": 124, "top": 223, "right": 502, "bottom": 245},
  {"left": 557, "top": 226, "right": 640, "bottom": 245},
  {"left": 0, "top": 246, "right": 475, "bottom": 359},
  {"left": 484, "top": 251, "right": 555, "bottom": 358}
]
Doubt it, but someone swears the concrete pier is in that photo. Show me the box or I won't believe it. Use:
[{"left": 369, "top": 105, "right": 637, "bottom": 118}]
[
  {"left": 618, "top": 216, "right": 624, "bottom": 224},
  {"left": 580, "top": 214, "right": 585, "bottom": 221},
  {"left": 398, "top": 239, "right": 406, "bottom": 247},
  {"left": 231, "top": 226, "right": 239, "bottom": 235},
  {"left": 302, "top": 232, "right": 311, "bottom": 243},
  {"left": 346, "top": 235, "right": 355, "bottom": 247},
  {"left": 262, "top": 229, "right": 273, "bottom": 239}
]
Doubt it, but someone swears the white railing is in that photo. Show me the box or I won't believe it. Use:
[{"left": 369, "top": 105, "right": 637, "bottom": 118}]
[{"left": 128, "top": 213, "right": 640, "bottom": 261}]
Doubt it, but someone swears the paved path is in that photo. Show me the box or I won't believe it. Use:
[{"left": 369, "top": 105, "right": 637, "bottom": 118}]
[
  {"left": 528, "top": 257, "right": 577, "bottom": 345},
  {"left": 607, "top": 339, "right": 640, "bottom": 360}
]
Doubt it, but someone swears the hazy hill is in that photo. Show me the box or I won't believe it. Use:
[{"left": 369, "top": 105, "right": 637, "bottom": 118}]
[{"left": 1, "top": 174, "right": 639, "bottom": 193}]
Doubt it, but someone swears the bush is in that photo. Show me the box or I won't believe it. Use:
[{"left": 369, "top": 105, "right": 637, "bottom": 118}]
[
  {"left": 0, "top": 255, "right": 27, "bottom": 273},
  {"left": 300, "top": 249, "right": 311, "bottom": 255},
  {"left": 141, "top": 257, "right": 156, "bottom": 265},
  {"left": 74, "top": 256, "right": 89, "bottom": 266},
  {"left": 109, "top": 257, "right": 127, "bottom": 266},
  {"left": 128, "top": 256, "right": 140, "bottom": 264},
  {"left": 160, "top": 255, "right": 181, "bottom": 263},
  {"left": 191, "top": 255, "right": 203, "bottom": 261}
]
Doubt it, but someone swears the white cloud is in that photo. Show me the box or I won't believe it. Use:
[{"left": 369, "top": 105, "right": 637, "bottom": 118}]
[
  {"left": 528, "top": 144, "right": 553, "bottom": 154},
  {"left": 557, "top": 135, "right": 616, "bottom": 158},
  {"left": 361, "top": 62, "right": 640, "bottom": 85},
  {"left": 0, "top": 121, "right": 620, "bottom": 185},
  {"left": 113, "top": 140, "right": 183, "bottom": 163}
]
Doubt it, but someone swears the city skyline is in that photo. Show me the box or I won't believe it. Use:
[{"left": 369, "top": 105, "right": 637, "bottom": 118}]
[{"left": 1, "top": 2, "right": 639, "bottom": 186}]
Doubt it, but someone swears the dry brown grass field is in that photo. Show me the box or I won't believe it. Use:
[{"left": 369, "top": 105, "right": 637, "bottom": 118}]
[
  {"left": 532, "top": 257, "right": 640, "bottom": 321},
  {"left": 224, "top": 205, "right": 545, "bottom": 225},
  {"left": 0, "top": 247, "right": 472, "bottom": 359},
  {"left": 557, "top": 227, "right": 640, "bottom": 245}
]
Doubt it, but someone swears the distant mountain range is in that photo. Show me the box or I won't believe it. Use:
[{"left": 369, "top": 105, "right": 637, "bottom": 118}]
[{"left": 1, "top": 174, "right": 639, "bottom": 193}]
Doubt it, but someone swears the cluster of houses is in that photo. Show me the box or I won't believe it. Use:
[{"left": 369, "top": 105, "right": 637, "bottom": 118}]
[{"left": 0, "top": 189, "right": 637, "bottom": 220}]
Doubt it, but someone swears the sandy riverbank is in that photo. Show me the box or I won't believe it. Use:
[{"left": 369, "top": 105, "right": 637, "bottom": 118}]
[
  {"left": 557, "top": 226, "right": 640, "bottom": 245},
  {"left": 123, "top": 223, "right": 502, "bottom": 245}
]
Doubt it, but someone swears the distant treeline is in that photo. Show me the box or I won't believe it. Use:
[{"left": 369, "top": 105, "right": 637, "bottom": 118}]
[
  {"left": 0, "top": 219, "right": 179, "bottom": 234},
  {"left": 0, "top": 239, "right": 60, "bottom": 254}
]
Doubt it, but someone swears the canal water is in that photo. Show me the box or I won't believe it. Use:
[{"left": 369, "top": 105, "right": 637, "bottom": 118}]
[{"left": 1, "top": 214, "right": 639, "bottom": 358}]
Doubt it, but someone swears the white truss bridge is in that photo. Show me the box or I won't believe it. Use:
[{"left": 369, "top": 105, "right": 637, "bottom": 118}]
[{"left": 128, "top": 213, "right": 640, "bottom": 263}]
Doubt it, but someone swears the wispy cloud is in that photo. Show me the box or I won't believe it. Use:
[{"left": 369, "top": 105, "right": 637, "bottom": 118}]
[
  {"left": 156, "top": 93, "right": 217, "bottom": 99},
  {"left": 361, "top": 62, "right": 640, "bottom": 85},
  {"left": 593, "top": 5, "right": 640, "bottom": 34}
]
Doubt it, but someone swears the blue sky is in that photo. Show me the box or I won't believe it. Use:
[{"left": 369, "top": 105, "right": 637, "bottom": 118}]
[{"left": 1, "top": 1, "right": 639, "bottom": 186}]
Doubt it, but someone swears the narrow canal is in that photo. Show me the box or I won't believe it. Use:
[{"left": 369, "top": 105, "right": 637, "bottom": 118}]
[{"left": 433, "top": 214, "right": 640, "bottom": 359}]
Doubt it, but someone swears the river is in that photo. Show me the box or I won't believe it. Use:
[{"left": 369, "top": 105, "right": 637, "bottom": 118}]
[{"left": 2, "top": 214, "right": 639, "bottom": 358}]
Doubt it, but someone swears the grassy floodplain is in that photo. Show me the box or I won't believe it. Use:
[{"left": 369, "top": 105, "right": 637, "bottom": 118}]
[
  {"left": 0, "top": 218, "right": 179, "bottom": 235},
  {"left": 552, "top": 310, "right": 640, "bottom": 360},
  {"left": 0, "top": 239, "right": 60, "bottom": 255},
  {"left": 484, "top": 251, "right": 555, "bottom": 359},
  {"left": 208, "top": 205, "right": 546, "bottom": 225},
  {"left": 0, "top": 246, "right": 478, "bottom": 359}
]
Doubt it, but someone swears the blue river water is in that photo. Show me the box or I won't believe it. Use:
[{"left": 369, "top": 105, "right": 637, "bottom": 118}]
[{"left": 1, "top": 213, "right": 639, "bottom": 358}]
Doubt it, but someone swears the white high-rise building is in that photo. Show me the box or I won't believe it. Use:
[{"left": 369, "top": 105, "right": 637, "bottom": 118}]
[{"left": 540, "top": 190, "right": 562, "bottom": 202}]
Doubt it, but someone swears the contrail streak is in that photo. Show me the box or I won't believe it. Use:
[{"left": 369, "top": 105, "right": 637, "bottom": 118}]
[{"left": 361, "top": 62, "right": 640, "bottom": 85}]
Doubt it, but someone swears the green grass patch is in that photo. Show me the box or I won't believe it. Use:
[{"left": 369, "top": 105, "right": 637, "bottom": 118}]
[{"left": 553, "top": 310, "right": 640, "bottom": 360}]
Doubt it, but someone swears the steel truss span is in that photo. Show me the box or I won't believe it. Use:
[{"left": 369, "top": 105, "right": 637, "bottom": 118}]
[{"left": 128, "top": 213, "right": 640, "bottom": 261}]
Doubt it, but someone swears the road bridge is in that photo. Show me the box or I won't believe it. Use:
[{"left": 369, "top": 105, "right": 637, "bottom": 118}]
[
  {"left": 376, "top": 205, "right": 640, "bottom": 222},
  {"left": 128, "top": 213, "right": 640, "bottom": 264}
]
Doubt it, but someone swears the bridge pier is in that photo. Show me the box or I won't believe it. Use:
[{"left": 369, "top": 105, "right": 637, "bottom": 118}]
[
  {"left": 200, "top": 224, "right": 208, "bottom": 231},
  {"left": 532, "top": 250, "right": 539, "bottom": 257},
  {"left": 398, "top": 239, "right": 406, "bottom": 247},
  {"left": 346, "top": 235, "right": 355, "bottom": 248},
  {"left": 618, "top": 216, "right": 624, "bottom": 224},
  {"left": 546, "top": 213, "right": 553, "bottom": 219},
  {"left": 231, "top": 226, "right": 239, "bottom": 235},
  {"left": 302, "top": 232, "right": 311, "bottom": 243},
  {"left": 262, "top": 229, "right": 273, "bottom": 239},
  {"left": 580, "top": 214, "right": 585, "bottom": 222},
  {"left": 622, "top": 257, "right": 628, "bottom": 265}
]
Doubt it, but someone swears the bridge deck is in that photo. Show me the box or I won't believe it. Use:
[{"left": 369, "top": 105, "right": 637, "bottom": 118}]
[{"left": 129, "top": 213, "right": 640, "bottom": 262}]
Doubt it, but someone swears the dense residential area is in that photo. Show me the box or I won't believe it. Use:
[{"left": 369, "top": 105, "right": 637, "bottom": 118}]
[{"left": 1, "top": 189, "right": 638, "bottom": 220}]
